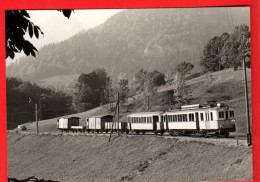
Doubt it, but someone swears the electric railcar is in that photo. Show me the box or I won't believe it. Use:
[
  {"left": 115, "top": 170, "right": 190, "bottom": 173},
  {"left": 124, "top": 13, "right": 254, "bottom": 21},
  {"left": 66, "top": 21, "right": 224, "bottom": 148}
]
[{"left": 127, "top": 103, "right": 236, "bottom": 137}]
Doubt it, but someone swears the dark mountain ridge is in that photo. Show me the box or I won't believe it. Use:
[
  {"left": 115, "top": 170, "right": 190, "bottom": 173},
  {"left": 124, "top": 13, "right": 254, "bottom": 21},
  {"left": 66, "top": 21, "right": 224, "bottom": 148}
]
[{"left": 7, "top": 8, "right": 250, "bottom": 83}]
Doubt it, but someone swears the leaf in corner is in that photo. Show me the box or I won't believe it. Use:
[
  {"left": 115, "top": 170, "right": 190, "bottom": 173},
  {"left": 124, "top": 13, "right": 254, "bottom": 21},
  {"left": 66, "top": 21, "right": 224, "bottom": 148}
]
[
  {"left": 31, "top": 50, "right": 36, "bottom": 57},
  {"left": 34, "top": 26, "right": 39, "bottom": 39},
  {"left": 23, "top": 46, "right": 30, "bottom": 56},
  {"left": 62, "top": 10, "right": 72, "bottom": 19},
  {"left": 28, "top": 22, "right": 33, "bottom": 38}
]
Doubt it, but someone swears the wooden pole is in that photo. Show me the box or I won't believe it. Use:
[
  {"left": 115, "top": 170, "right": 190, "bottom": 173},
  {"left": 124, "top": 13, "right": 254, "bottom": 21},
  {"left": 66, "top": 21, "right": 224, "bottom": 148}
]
[
  {"left": 109, "top": 101, "right": 118, "bottom": 142},
  {"left": 235, "top": 124, "right": 238, "bottom": 146},
  {"left": 117, "top": 92, "right": 120, "bottom": 136},
  {"left": 39, "top": 99, "right": 42, "bottom": 121},
  {"left": 35, "top": 104, "right": 38, "bottom": 135},
  {"left": 243, "top": 59, "right": 252, "bottom": 146}
]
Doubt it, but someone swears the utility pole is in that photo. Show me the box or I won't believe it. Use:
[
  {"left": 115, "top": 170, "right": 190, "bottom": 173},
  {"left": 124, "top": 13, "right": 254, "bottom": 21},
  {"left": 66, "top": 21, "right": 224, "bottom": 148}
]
[
  {"left": 243, "top": 58, "right": 252, "bottom": 146},
  {"left": 117, "top": 92, "right": 120, "bottom": 136},
  {"left": 109, "top": 100, "right": 119, "bottom": 142},
  {"left": 35, "top": 104, "right": 38, "bottom": 135}
]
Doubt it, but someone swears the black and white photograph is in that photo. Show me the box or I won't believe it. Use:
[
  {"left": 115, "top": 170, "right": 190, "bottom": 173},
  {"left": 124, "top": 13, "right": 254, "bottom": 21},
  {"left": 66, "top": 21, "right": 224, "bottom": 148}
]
[{"left": 6, "top": 7, "right": 253, "bottom": 181}]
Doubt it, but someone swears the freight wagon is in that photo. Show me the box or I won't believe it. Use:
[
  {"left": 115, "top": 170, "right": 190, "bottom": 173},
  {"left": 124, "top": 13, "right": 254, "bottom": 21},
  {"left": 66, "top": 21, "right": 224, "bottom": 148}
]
[{"left": 57, "top": 117, "right": 83, "bottom": 132}]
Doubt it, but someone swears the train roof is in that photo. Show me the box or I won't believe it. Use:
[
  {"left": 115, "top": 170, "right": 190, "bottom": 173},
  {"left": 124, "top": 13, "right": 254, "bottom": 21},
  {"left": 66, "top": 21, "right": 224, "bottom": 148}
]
[
  {"left": 88, "top": 114, "right": 113, "bottom": 118},
  {"left": 59, "top": 116, "right": 81, "bottom": 119},
  {"left": 127, "top": 111, "right": 163, "bottom": 117},
  {"left": 165, "top": 106, "right": 234, "bottom": 114}
]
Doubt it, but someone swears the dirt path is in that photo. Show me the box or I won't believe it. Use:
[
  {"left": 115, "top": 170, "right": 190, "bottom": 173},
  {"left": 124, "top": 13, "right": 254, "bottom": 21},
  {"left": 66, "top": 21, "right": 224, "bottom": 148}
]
[{"left": 8, "top": 132, "right": 252, "bottom": 182}]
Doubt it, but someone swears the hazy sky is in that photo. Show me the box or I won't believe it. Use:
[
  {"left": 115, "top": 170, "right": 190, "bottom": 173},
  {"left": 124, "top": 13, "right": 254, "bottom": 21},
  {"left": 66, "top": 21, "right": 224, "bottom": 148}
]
[
  {"left": 6, "top": 9, "right": 123, "bottom": 66},
  {"left": 28, "top": 9, "right": 123, "bottom": 30},
  {"left": 6, "top": 7, "right": 249, "bottom": 66}
]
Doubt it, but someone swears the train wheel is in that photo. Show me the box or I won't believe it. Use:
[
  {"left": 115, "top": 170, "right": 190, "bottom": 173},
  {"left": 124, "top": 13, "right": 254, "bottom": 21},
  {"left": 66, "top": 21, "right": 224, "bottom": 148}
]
[
  {"left": 142, "top": 131, "right": 146, "bottom": 135},
  {"left": 136, "top": 131, "right": 140, "bottom": 135},
  {"left": 126, "top": 130, "right": 129, "bottom": 134},
  {"left": 214, "top": 132, "right": 219, "bottom": 138},
  {"left": 160, "top": 132, "right": 164, "bottom": 136},
  {"left": 224, "top": 132, "right": 230, "bottom": 138}
]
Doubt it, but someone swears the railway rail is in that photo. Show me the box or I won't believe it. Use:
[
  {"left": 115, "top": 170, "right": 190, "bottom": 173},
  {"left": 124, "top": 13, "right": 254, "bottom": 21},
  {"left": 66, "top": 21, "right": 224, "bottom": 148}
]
[{"left": 8, "top": 130, "right": 249, "bottom": 147}]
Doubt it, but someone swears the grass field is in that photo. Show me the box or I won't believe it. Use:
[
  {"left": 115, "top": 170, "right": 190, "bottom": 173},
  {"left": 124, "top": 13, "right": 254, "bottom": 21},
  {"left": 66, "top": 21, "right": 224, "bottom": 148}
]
[{"left": 7, "top": 132, "right": 253, "bottom": 182}]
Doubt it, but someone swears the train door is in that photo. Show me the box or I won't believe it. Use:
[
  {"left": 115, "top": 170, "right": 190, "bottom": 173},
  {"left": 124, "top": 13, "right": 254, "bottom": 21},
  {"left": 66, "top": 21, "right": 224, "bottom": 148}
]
[
  {"left": 205, "top": 112, "right": 210, "bottom": 129},
  {"left": 152, "top": 115, "right": 158, "bottom": 131},
  {"left": 195, "top": 112, "right": 200, "bottom": 130},
  {"left": 225, "top": 111, "right": 229, "bottom": 120},
  {"left": 165, "top": 115, "right": 169, "bottom": 130},
  {"left": 160, "top": 115, "right": 164, "bottom": 131}
]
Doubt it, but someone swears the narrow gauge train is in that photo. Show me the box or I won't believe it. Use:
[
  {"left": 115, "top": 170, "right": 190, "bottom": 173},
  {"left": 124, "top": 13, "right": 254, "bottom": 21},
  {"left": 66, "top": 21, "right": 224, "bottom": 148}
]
[
  {"left": 127, "top": 103, "right": 236, "bottom": 137},
  {"left": 57, "top": 103, "right": 236, "bottom": 137}
]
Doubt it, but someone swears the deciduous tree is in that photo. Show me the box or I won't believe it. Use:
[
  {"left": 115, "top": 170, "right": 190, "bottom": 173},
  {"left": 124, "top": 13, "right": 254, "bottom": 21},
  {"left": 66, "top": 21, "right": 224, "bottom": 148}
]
[{"left": 6, "top": 10, "right": 73, "bottom": 59}]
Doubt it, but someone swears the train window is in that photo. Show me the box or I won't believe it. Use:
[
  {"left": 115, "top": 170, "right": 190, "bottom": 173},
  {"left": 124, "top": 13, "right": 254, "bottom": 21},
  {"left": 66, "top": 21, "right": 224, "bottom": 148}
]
[
  {"left": 200, "top": 113, "right": 204, "bottom": 121},
  {"left": 167, "top": 115, "right": 171, "bottom": 122},
  {"left": 173, "top": 115, "right": 177, "bottom": 122},
  {"left": 189, "top": 113, "right": 194, "bottom": 121},
  {"left": 230, "top": 111, "right": 235, "bottom": 118},
  {"left": 210, "top": 112, "right": 213, "bottom": 120},
  {"left": 177, "top": 115, "right": 181, "bottom": 122},
  {"left": 183, "top": 114, "right": 188, "bottom": 121},
  {"left": 219, "top": 111, "right": 224, "bottom": 119}
]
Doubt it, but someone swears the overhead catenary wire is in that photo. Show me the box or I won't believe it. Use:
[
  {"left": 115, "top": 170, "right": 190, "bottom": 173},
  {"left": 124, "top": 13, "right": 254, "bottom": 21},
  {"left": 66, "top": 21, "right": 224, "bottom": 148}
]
[{"left": 225, "top": 7, "right": 233, "bottom": 33}]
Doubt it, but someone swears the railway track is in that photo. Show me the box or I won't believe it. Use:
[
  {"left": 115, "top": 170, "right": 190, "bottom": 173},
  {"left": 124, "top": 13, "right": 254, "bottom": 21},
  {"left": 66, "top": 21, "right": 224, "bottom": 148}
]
[{"left": 8, "top": 130, "right": 249, "bottom": 147}]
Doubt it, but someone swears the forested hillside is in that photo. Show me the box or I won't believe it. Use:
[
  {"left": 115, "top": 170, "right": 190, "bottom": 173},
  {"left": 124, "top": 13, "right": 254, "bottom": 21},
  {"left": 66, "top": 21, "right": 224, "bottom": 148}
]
[{"left": 7, "top": 8, "right": 249, "bottom": 83}]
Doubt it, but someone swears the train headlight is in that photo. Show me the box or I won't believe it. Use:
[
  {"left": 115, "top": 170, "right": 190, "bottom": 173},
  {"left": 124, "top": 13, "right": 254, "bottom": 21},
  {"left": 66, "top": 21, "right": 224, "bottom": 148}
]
[
  {"left": 231, "top": 119, "right": 236, "bottom": 123},
  {"left": 220, "top": 125, "right": 224, "bottom": 128}
]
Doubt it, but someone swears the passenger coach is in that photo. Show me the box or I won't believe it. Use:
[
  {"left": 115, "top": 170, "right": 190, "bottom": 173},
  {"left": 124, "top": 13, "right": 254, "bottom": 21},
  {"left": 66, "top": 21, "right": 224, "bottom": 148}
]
[{"left": 127, "top": 112, "right": 163, "bottom": 134}]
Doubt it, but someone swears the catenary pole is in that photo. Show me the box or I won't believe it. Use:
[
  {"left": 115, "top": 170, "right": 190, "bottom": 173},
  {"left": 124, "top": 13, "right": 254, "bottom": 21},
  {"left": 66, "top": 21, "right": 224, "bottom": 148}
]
[
  {"left": 117, "top": 92, "right": 120, "bottom": 136},
  {"left": 243, "top": 58, "right": 252, "bottom": 146},
  {"left": 35, "top": 104, "right": 38, "bottom": 135}
]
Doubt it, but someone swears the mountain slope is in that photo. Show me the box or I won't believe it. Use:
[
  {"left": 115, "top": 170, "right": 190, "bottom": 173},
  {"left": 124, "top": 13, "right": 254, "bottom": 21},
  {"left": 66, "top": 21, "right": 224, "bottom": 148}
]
[
  {"left": 21, "top": 68, "right": 251, "bottom": 134},
  {"left": 7, "top": 8, "right": 250, "bottom": 83}
]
